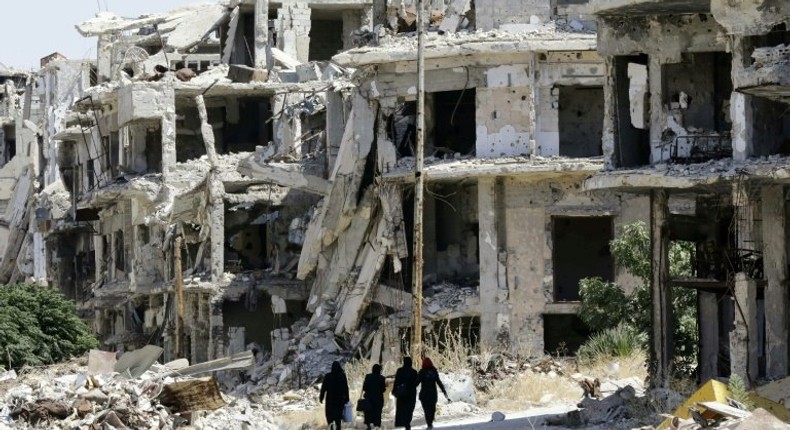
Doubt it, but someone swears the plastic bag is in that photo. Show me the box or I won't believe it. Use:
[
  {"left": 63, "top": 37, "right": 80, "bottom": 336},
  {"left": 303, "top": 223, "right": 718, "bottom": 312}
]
[{"left": 342, "top": 401, "right": 353, "bottom": 423}]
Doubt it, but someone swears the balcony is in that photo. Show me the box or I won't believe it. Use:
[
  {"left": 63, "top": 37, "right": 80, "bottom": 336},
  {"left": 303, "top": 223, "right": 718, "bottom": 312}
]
[{"left": 661, "top": 134, "right": 732, "bottom": 164}]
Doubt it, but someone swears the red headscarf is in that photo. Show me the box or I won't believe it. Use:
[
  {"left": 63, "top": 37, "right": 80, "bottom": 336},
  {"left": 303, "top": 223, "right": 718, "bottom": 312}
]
[{"left": 422, "top": 357, "right": 434, "bottom": 369}]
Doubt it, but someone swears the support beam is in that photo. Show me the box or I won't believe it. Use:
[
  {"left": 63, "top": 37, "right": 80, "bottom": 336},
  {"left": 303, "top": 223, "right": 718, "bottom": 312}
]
[
  {"left": 731, "top": 273, "right": 758, "bottom": 385},
  {"left": 650, "top": 189, "right": 672, "bottom": 388},
  {"left": 698, "top": 292, "right": 719, "bottom": 382},
  {"left": 478, "top": 177, "right": 499, "bottom": 346},
  {"left": 175, "top": 236, "right": 185, "bottom": 358},
  {"left": 195, "top": 94, "right": 225, "bottom": 282},
  {"left": 254, "top": 0, "right": 269, "bottom": 69},
  {"left": 762, "top": 185, "right": 788, "bottom": 378}
]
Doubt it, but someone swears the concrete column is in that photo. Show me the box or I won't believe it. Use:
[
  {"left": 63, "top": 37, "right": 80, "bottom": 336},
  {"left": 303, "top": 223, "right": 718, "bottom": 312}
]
[
  {"left": 648, "top": 57, "right": 665, "bottom": 164},
  {"left": 97, "top": 34, "right": 115, "bottom": 84},
  {"left": 698, "top": 292, "right": 719, "bottom": 382},
  {"left": 731, "top": 92, "right": 753, "bottom": 162},
  {"left": 602, "top": 57, "right": 617, "bottom": 170},
  {"left": 478, "top": 178, "right": 499, "bottom": 346},
  {"left": 762, "top": 185, "right": 788, "bottom": 378},
  {"left": 650, "top": 189, "right": 672, "bottom": 388},
  {"left": 325, "top": 91, "right": 344, "bottom": 172},
  {"left": 208, "top": 175, "right": 224, "bottom": 282},
  {"left": 207, "top": 296, "right": 225, "bottom": 361},
  {"left": 254, "top": 0, "right": 269, "bottom": 69},
  {"left": 160, "top": 85, "right": 176, "bottom": 182},
  {"left": 731, "top": 273, "right": 758, "bottom": 384},
  {"left": 731, "top": 37, "right": 753, "bottom": 162}
]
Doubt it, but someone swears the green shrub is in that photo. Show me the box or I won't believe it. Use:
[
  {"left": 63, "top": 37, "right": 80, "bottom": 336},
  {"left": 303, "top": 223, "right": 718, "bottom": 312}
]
[
  {"left": 577, "top": 324, "right": 647, "bottom": 363},
  {"left": 577, "top": 221, "right": 698, "bottom": 371},
  {"left": 578, "top": 278, "right": 628, "bottom": 333},
  {"left": 0, "top": 284, "right": 98, "bottom": 369}
]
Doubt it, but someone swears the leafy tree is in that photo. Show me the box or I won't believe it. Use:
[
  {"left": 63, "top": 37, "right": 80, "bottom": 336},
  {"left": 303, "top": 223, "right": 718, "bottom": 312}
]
[
  {"left": 0, "top": 284, "right": 98, "bottom": 369},
  {"left": 578, "top": 222, "right": 698, "bottom": 372}
]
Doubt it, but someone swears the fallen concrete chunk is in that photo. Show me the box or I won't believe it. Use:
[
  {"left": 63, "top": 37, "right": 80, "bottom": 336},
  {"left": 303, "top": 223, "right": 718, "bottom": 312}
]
[
  {"left": 114, "top": 345, "right": 164, "bottom": 379},
  {"left": 237, "top": 159, "right": 329, "bottom": 195},
  {"left": 271, "top": 47, "right": 301, "bottom": 69},
  {"left": 439, "top": 0, "right": 471, "bottom": 32},
  {"left": 165, "top": 350, "right": 254, "bottom": 377},
  {"left": 732, "top": 408, "right": 790, "bottom": 429},
  {"left": 156, "top": 376, "right": 226, "bottom": 413},
  {"left": 88, "top": 349, "right": 117, "bottom": 375},
  {"left": 228, "top": 64, "right": 268, "bottom": 83},
  {"left": 757, "top": 375, "right": 790, "bottom": 405},
  {"left": 0, "top": 369, "right": 17, "bottom": 382}
]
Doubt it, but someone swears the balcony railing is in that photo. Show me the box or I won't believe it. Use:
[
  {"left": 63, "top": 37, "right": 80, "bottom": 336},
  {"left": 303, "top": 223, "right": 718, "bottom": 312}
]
[{"left": 662, "top": 134, "right": 731, "bottom": 164}]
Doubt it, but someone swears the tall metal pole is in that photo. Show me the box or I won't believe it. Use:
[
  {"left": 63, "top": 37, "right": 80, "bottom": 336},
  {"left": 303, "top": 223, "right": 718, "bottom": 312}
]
[{"left": 411, "top": 0, "right": 426, "bottom": 360}]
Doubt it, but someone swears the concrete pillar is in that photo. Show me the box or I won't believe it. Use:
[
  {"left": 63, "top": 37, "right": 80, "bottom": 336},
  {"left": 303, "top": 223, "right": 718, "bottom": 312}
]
[
  {"left": 207, "top": 296, "right": 225, "bottom": 360},
  {"left": 325, "top": 91, "right": 344, "bottom": 172},
  {"left": 762, "top": 185, "right": 788, "bottom": 378},
  {"left": 648, "top": 57, "right": 665, "bottom": 164},
  {"left": 731, "top": 273, "right": 758, "bottom": 384},
  {"left": 650, "top": 189, "right": 672, "bottom": 388},
  {"left": 602, "top": 57, "right": 617, "bottom": 170},
  {"left": 97, "top": 34, "right": 115, "bottom": 84},
  {"left": 478, "top": 178, "right": 499, "bottom": 346},
  {"left": 731, "top": 37, "right": 754, "bottom": 162},
  {"left": 209, "top": 174, "right": 224, "bottom": 282},
  {"left": 731, "top": 92, "right": 753, "bottom": 162},
  {"left": 254, "top": 0, "right": 269, "bottom": 69},
  {"left": 160, "top": 85, "right": 176, "bottom": 182},
  {"left": 699, "top": 292, "right": 719, "bottom": 382}
]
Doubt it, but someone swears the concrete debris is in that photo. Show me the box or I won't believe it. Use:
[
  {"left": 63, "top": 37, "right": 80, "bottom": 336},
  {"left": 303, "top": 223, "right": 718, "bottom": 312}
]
[
  {"left": 76, "top": 4, "right": 229, "bottom": 50},
  {"left": 0, "top": 353, "right": 279, "bottom": 430},
  {"left": 423, "top": 281, "right": 479, "bottom": 320}
]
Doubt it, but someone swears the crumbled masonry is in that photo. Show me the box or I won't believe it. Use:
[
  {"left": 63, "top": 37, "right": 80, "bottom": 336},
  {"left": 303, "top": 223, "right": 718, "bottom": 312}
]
[{"left": 3, "top": 0, "right": 790, "bottom": 427}]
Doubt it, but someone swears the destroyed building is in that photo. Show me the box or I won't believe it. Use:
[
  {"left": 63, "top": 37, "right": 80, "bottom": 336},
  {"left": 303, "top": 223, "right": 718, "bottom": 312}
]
[
  {"left": 583, "top": 0, "right": 790, "bottom": 387},
  {"left": 14, "top": 0, "right": 660, "bottom": 382},
  {"left": 21, "top": 0, "right": 790, "bottom": 397}
]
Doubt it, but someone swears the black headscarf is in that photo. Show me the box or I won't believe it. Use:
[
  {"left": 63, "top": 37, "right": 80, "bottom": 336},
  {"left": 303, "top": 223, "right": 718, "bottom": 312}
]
[
  {"left": 403, "top": 356, "right": 413, "bottom": 368},
  {"left": 372, "top": 364, "right": 382, "bottom": 375},
  {"left": 331, "top": 361, "right": 344, "bottom": 374}
]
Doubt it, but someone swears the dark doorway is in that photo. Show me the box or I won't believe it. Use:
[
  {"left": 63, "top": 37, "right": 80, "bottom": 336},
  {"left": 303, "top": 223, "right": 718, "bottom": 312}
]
[{"left": 552, "top": 216, "right": 614, "bottom": 301}]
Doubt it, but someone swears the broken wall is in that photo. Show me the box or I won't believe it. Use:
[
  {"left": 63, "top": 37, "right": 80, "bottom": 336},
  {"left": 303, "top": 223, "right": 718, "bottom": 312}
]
[
  {"left": 492, "top": 176, "right": 643, "bottom": 352},
  {"left": 475, "top": 0, "right": 551, "bottom": 30}
]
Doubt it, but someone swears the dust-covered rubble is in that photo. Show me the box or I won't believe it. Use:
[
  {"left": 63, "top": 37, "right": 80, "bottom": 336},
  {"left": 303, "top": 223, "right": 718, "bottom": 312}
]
[{"left": 0, "top": 355, "right": 280, "bottom": 430}]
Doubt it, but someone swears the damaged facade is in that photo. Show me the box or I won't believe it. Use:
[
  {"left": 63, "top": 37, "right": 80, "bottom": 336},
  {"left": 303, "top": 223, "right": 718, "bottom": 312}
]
[
  {"left": 584, "top": 0, "right": 790, "bottom": 387},
  {"left": 13, "top": 0, "right": 647, "bottom": 384},
  {"left": 14, "top": 0, "right": 790, "bottom": 397}
]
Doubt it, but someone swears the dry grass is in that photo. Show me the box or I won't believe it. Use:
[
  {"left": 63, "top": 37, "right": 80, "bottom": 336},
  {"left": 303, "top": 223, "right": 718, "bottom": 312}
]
[
  {"left": 575, "top": 349, "right": 649, "bottom": 381},
  {"left": 481, "top": 371, "right": 583, "bottom": 411},
  {"left": 422, "top": 323, "right": 476, "bottom": 373}
]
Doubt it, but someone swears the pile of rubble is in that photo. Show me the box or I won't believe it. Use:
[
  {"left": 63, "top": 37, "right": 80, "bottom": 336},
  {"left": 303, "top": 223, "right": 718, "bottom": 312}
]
[
  {"left": 233, "top": 316, "right": 347, "bottom": 398},
  {"left": 470, "top": 353, "right": 569, "bottom": 393},
  {"left": 0, "top": 349, "right": 280, "bottom": 430},
  {"left": 424, "top": 281, "right": 479, "bottom": 320}
]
